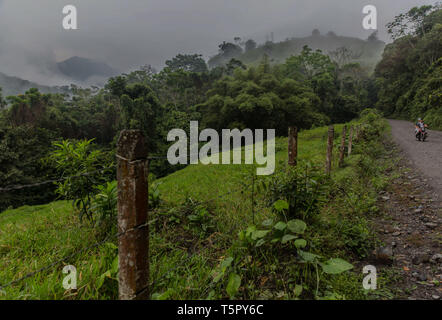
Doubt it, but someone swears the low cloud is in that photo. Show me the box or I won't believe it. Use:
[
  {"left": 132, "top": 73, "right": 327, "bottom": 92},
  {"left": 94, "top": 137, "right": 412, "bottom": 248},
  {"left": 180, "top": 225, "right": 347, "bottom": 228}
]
[{"left": 0, "top": 0, "right": 436, "bottom": 85}]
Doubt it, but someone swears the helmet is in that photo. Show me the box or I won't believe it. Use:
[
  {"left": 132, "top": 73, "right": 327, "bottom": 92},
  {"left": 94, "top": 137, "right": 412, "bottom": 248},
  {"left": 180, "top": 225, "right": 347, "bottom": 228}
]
[{"left": 418, "top": 118, "right": 422, "bottom": 121}]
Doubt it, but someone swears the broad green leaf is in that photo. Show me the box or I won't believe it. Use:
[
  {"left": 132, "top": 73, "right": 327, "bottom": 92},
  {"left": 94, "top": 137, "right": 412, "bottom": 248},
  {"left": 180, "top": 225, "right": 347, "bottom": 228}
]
[
  {"left": 212, "top": 257, "right": 233, "bottom": 283},
  {"left": 255, "top": 239, "right": 266, "bottom": 247},
  {"left": 152, "top": 289, "right": 174, "bottom": 300},
  {"left": 245, "top": 226, "right": 257, "bottom": 238},
  {"left": 281, "top": 234, "right": 297, "bottom": 244},
  {"left": 294, "top": 239, "right": 307, "bottom": 249},
  {"left": 96, "top": 270, "right": 111, "bottom": 289},
  {"left": 251, "top": 230, "right": 270, "bottom": 240},
  {"left": 320, "top": 258, "right": 354, "bottom": 274},
  {"left": 261, "top": 219, "right": 273, "bottom": 227},
  {"left": 96, "top": 274, "right": 105, "bottom": 290},
  {"left": 287, "top": 219, "right": 307, "bottom": 234},
  {"left": 111, "top": 256, "right": 119, "bottom": 274},
  {"left": 220, "top": 257, "right": 234, "bottom": 271},
  {"left": 212, "top": 271, "right": 223, "bottom": 283},
  {"left": 298, "top": 250, "right": 320, "bottom": 263},
  {"left": 273, "top": 200, "right": 289, "bottom": 212},
  {"left": 226, "top": 273, "right": 241, "bottom": 298},
  {"left": 294, "top": 284, "right": 303, "bottom": 297},
  {"left": 274, "top": 221, "right": 287, "bottom": 231},
  {"left": 105, "top": 242, "right": 118, "bottom": 250}
]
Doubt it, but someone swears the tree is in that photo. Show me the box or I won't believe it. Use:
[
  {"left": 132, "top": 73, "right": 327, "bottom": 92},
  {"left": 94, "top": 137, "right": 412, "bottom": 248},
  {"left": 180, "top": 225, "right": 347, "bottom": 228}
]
[
  {"left": 329, "top": 47, "right": 362, "bottom": 67},
  {"left": 225, "top": 58, "right": 246, "bottom": 75},
  {"left": 285, "top": 46, "right": 336, "bottom": 81},
  {"left": 312, "top": 29, "right": 321, "bottom": 37},
  {"left": 376, "top": 6, "right": 442, "bottom": 127},
  {"left": 244, "top": 39, "right": 257, "bottom": 52},
  {"left": 198, "top": 53, "right": 326, "bottom": 134},
  {"left": 106, "top": 76, "right": 127, "bottom": 97},
  {"left": 387, "top": 5, "right": 437, "bottom": 40},
  {"left": 367, "top": 31, "right": 378, "bottom": 41},
  {"left": 165, "top": 54, "right": 208, "bottom": 73},
  {"left": 234, "top": 37, "right": 242, "bottom": 45},
  {"left": 208, "top": 42, "right": 244, "bottom": 68},
  {"left": 116, "top": 83, "right": 163, "bottom": 153},
  {"left": 6, "top": 88, "right": 48, "bottom": 127},
  {"left": 0, "top": 87, "right": 5, "bottom": 110},
  {"left": 124, "top": 64, "right": 157, "bottom": 84},
  {"left": 0, "top": 125, "right": 58, "bottom": 211},
  {"left": 218, "top": 41, "right": 243, "bottom": 57}
]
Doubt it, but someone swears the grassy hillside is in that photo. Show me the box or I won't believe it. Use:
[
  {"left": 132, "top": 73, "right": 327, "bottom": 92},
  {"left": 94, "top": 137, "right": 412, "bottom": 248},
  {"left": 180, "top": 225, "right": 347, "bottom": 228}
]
[{"left": 0, "top": 111, "right": 395, "bottom": 300}]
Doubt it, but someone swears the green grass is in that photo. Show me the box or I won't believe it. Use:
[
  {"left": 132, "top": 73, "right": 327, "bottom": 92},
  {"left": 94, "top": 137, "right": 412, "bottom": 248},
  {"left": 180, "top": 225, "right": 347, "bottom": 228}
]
[
  {"left": 1, "top": 122, "right": 382, "bottom": 300},
  {"left": 0, "top": 201, "right": 118, "bottom": 299}
]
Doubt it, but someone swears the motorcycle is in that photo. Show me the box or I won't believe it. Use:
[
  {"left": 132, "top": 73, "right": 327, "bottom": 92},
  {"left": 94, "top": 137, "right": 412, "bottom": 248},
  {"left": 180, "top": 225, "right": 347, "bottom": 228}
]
[{"left": 415, "top": 126, "right": 428, "bottom": 142}]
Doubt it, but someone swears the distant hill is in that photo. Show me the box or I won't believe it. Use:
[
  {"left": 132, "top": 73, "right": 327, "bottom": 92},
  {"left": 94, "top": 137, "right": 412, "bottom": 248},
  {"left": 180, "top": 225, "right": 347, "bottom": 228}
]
[
  {"left": 0, "top": 56, "right": 119, "bottom": 97},
  {"left": 209, "top": 32, "right": 386, "bottom": 71},
  {"left": 0, "top": 72, "right": 68, "bottom": 97},
  {"left": 57, "top": 56, "right": 118, "bottom": 82}
]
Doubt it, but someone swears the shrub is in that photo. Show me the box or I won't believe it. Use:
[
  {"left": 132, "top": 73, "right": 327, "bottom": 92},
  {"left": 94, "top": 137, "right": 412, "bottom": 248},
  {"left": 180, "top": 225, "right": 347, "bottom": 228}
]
[
  {"left": 356, "top": 109, "right": 386, "bottom": 141},
  {"left": 264, "top": 162, "right": 330, "bottom": 222},
  {"left": 338, "top": 216, "right": 374, "bottom": 258},
  {"left": 48, "top": 139, "right": 113, "bottom": 222},
  {"left": 90, "top": 181, "right": 118, "bottom": 235},
  {"left": 424, "top": 107, "right": 442, "bottom": 130}
]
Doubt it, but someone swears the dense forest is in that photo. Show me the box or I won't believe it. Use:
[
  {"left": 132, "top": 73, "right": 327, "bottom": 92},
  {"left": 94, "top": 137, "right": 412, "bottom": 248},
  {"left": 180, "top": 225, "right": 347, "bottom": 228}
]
[
  {"left": 0, "top": 42, "right": 376, "bottom": 211},
  {"left": 375, "top": 4, "right": 442, "bottom": 128},
  {"left": 208, "top": 30, "right": 385, "bottom": 71}
]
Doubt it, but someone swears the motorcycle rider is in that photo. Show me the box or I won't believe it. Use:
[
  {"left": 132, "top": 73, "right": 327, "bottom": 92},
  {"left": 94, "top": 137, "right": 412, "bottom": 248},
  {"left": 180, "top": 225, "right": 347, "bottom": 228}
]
[{"left": 415, "top": 118, "right": 428, "bottom": 140}]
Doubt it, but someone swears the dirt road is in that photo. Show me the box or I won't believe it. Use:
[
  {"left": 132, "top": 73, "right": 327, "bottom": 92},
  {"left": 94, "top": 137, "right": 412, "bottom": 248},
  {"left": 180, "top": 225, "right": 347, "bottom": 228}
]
[
  {"left": 389, "top": 119, "right": 442, "bottom": 200},
  {"left": 368, "top": 120, "right": 442, "bottom": 300}
]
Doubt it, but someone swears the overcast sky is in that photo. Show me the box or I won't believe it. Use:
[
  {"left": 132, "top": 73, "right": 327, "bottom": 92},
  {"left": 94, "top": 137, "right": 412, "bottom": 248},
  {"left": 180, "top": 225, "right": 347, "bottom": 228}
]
[{"left": 0, "top": 0, "right": 436, "bottom": 85}]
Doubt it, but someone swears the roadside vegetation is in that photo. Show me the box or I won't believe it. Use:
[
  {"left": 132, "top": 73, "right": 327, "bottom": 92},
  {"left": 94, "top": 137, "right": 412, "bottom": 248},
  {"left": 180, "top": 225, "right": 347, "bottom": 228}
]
[
  {"left": 376, "top": 4, "right": 442, "bottom": 129},
  {"left": 1, "top": 110, "right": 397, "bottom": 300}
]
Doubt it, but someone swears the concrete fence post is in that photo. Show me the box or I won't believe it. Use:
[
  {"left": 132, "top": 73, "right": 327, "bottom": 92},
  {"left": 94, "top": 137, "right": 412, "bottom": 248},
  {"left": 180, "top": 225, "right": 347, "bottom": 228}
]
[
  {"left": 116, "top": 130, "right": 149, "bottom": 300},
  {"left": 288, "top": 126, "right": 298, "bottom": 167},
  {"left": 338, "top": 125, "right": 347, "bottom": 168},
  {"left": 355, "top": 125, "right": 361, "bottom": 140},
  {"left": 348, "top": 125, "right": 354, "bottom": 156},
  {"left": 325, "top": 125, "right": 334, "bottom": 175}
]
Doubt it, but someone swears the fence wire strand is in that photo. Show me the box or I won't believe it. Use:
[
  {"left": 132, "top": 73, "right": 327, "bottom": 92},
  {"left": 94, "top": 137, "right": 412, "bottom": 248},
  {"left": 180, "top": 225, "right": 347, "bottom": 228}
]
[
  {"left": 0, "top": 155, "right": 255, "bottom": 295},
  {"left": 0, "top": 221, "right": 149, "bottom": 291},
  {"left": 0, "top": 165, "right": 117, "bottom": 193}
]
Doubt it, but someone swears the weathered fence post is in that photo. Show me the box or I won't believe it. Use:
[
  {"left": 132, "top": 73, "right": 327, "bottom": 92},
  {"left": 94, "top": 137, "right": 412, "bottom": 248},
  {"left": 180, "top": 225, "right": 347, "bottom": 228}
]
[
  {"left": 288, "top": 126, "right": 298, "bottom": 167},
  {"left": 325, "top": 125, "right": 334, "bottom": 175},
  {"left": 338, "top": 125, "right": 347, "bottom": 168},
  {"left": 348, "top": 125, "right": 354, "bottom": 156},
  {"left": 116, "top": 130, "right": 149, "bottom": 300}
]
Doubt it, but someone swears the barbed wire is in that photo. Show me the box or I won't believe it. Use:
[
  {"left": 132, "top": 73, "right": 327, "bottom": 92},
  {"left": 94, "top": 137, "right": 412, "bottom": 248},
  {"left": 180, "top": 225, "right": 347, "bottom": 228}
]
[
  {"left": 147, "top": 156, "right": 168, "bottom": 160},
  {"left": 0, "top": 155, "right": 256, "bottom": 294},
  {"left": 0, "top": 186, "right": 253, "bottom": 293},
  {"left": 0, "top": 165, "right": 117, "bottom": 193},
  {"left": 150, "top": 250, "right": 200, "bottom": 287},
  {"left": 0, "top": 156, "right": 167, "bottom": 193},
  {"left": 0, "top": 221, "right": 149, "bottom": 292}
]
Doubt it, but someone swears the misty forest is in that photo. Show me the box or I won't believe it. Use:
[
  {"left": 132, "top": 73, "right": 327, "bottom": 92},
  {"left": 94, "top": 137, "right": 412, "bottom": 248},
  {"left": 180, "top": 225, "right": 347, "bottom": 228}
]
[{"left": 0, "top": 4, "right": 441, "bottom": 300}]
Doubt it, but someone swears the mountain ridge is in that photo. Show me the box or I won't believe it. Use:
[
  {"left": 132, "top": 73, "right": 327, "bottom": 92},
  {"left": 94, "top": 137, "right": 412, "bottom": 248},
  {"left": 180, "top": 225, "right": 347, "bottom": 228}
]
[
  {"left": 209, "top": 32, "right": 386, "bottom": 71},
  {"left": 56, "top": 56, "right": 119, "bottom": 82}
]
